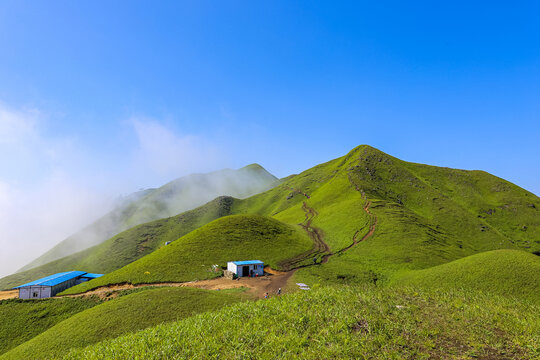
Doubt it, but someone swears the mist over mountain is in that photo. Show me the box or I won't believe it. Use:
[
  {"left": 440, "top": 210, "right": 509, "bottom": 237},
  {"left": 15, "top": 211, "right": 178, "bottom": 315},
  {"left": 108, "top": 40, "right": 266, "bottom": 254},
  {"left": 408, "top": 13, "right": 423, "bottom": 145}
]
[{"left": 18, "top": 164, "right": 278, "bottom": 272}]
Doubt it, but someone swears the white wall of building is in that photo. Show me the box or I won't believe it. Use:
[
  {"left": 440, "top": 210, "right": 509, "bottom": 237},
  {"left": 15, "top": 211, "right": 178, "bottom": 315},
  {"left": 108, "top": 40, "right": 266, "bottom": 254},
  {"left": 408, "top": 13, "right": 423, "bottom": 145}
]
[
  {"left": 227, "top": 262, "right": 237, "bottom": 273},
  {"left": 227, "top": 262, "right": 264, "bottom": 277},
  {"left": 19, "top": 286, "right": 52, "bottom": 299}
]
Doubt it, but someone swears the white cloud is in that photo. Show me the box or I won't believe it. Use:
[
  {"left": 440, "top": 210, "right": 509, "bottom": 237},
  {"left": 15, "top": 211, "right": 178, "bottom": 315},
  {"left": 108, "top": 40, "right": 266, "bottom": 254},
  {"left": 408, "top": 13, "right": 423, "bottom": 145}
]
[
  {"left": 0, "top": 104, "right": 113, "bottom": 278},
  {"left": 0, "top": 107, "right": 228, "bottom": 279},
  {"left": 131, "top": 118, "right": 223, "bottom": 181}
]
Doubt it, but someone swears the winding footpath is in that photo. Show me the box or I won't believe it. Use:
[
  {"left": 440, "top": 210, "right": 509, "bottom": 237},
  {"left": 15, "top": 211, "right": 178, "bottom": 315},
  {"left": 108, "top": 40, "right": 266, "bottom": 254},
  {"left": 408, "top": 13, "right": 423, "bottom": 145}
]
[{"left": 282, "top": 184, "right": 378, "bottom": 267}]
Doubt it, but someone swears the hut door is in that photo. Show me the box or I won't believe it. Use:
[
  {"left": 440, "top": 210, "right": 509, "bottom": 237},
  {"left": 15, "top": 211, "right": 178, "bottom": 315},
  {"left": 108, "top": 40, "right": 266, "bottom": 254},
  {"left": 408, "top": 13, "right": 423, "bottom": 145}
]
[{"left": 242, "top": 266, "right": 249, "bottom": 277}]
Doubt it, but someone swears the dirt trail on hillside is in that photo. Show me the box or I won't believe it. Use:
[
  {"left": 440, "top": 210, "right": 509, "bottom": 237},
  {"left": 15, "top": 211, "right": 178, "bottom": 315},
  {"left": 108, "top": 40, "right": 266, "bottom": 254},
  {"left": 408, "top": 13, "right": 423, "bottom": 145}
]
[
  {"left": 278, "top": 200, "right": 331, "bottom": 271},
  {"left": 277, "top": 187, "right": 328, "bottom": 269},
  {"left": 282, "top": 182, "right": 378, "bottom": 269},
  {"left": 335, "top": 201, "right": 378, "bottom": 255},
  {"left": 301, "top": 202, "right": 332, "bottom": 264},
  {"left": 359, "top": 201, "right": 378, "bottom": 242}
]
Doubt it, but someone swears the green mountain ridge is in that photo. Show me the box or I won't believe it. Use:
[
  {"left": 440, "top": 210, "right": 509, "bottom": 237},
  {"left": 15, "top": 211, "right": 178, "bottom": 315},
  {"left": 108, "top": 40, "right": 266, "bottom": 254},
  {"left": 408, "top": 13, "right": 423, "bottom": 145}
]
[{"left": 18, "top": 164, "right": 279, "bottom": 272}]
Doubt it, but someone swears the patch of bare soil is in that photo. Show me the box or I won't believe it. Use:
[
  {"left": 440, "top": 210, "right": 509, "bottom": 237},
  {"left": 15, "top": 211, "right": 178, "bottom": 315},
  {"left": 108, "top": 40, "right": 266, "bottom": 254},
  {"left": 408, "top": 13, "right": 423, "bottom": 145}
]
[{"left": 0, "top": 290, "right": 18, "bottom": 300}]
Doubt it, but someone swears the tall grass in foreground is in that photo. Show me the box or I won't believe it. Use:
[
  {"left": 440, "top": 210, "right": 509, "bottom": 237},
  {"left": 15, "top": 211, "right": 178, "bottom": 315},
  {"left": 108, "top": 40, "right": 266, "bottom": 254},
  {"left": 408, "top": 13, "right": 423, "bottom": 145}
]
[
  {"left": 0, "top": 297, "right": 101, "bottom": 355},
  {"left": 0, "top": 287, "right": 246, "bottom": 360},
  {"left": 65, "top": 286, "right": 539, "bottom": 360}
]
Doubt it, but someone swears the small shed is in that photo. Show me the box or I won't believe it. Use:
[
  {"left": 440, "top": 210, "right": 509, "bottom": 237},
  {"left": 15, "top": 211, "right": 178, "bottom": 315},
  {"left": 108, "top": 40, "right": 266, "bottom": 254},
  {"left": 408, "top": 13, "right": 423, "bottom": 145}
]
[
  {"left": 227, "top": 260, "right": 264, "bottom": 277},
  {"left": 14, "top": 271, "right": 103, "bottom": 299}
]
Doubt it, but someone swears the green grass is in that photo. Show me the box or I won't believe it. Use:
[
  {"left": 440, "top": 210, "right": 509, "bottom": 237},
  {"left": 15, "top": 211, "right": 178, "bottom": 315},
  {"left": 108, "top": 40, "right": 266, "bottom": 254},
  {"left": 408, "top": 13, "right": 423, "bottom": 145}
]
[
  {"left": 63, "top": 285, "right": 539, "bottom": 360},
  {"left": 392, "top": 249, "right": 540, "bottom": 302},
  {"left": 61, "top": 215, "right": 312, "bottom": 294},
  {"left": 0, "top": 297, "right": 102, "bottom": 355},
  {"left": 1, "top": 287, "right": 246, "bottom": 360},
  {"left": 285, "top": 145, "right": 538, "bottom": 286},
  {"left": 1, "top": 145, "right": 539, "bottom": 359}
]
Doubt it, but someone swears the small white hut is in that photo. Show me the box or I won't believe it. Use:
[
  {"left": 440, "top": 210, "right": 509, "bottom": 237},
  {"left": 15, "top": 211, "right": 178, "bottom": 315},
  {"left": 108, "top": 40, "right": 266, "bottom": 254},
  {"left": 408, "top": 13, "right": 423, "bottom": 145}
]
[{"left": 227, "top": 260, "right": 264, "bottom": 277}]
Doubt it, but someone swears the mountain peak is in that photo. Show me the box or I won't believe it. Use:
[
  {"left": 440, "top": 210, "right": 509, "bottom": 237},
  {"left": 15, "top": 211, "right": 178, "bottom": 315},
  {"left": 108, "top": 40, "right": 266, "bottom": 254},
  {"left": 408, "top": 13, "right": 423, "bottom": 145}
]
[{"left": 240, "top": 163, "right": 266, "bottom": 171}]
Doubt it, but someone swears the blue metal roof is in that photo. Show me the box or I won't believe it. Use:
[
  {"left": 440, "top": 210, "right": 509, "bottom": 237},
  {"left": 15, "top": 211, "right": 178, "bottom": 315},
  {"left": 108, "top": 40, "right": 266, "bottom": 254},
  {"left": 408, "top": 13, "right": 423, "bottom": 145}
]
[
  {"left": 232, "top": 260, "right": 264, "bottom": 265},
  {"left": 81, "top": 273, "right": 103, "bottom": 279},
  {"left": 14, "top": 271, "right": 87, "bottom": 288}
]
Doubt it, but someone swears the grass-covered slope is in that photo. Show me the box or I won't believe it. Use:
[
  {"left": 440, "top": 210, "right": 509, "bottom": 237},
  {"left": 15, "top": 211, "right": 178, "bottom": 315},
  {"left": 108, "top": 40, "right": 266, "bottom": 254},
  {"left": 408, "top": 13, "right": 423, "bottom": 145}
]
[
  {"left": 0, "top": 197, "right": 236, "bottom": 290},
  {"left": 65, "top": 286, "right": 539, "bottom": 360},
  {"left": 8, "top": 145, "right": 539, "bottom": 292},
  {"left": 393, "top": 249, "right": 540, "bottom": 301},
  {"left": 62, "top": 215, "right": 312, "bottom": 294},
  {"left": 1, "top": 287, "right": 245, "bottom": 360},
  {"left": 229, "top": 145, "right": 538, "bottom": 287},
  {"left": 268, "top": 145, "right": 539, "bottom": 286},
  {"left": 19, "top": 164, "right": 278, "bottom": 272},
  {"left": 0, "top": 297, "right": 101, "bottom": 355},
  {"left": 2, "top": 145, "right": 539, "bottom": 359}
]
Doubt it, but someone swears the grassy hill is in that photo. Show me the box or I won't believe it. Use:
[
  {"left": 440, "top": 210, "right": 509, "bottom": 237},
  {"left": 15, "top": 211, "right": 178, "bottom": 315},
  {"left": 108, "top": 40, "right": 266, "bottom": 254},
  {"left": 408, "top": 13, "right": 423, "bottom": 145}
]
[
  {"left": 19, "top": 164, "right": 278, "bottom": 272},
  {"left": 0, "top": 196, "right": 236, "bottom": 290},
  {"left": 392, "top": 249, "right": 540, "bottom": 302},
  {"left": 0, "top": 297, "right": 102, "bottom": 355},
  {"left": 1, "top": 145, "right": 539, "bottom": 359},
  {"left": 61, "top": 146, "right": 540, "bottom": 295},
  {"left": 63, "top": 286, "right": 539, "bottom": 360},
  {"left": 8, "top": 145, "right": 538, "bottom": 292},
  {"left": 61, "top": 215, "right": 312, "bottom": 294},
  {"left": 232, "top": 145, "right": 538, "bottom": 287},
  {"left": 1, "top": 287, "right": 245, "bottom": 360}
]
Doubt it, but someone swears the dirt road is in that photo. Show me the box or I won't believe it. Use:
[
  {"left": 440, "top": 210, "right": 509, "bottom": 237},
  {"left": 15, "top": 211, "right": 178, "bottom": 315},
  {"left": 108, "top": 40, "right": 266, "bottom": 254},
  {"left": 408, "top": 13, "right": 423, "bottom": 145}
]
[{"left": 59, "top": 267, "right": 292, "bottom": 300}]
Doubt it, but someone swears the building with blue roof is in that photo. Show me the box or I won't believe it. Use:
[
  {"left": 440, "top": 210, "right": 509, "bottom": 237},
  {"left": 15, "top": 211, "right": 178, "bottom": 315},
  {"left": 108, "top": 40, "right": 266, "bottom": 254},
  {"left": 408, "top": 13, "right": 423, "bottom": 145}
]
[
  {"left": 14, "top": 271, "right": 103, "bottom": 299},
  {"left": 80, "top": 273, "right": 103, "bottom": 280},
  {"left": 227, "top": 260, "right": 264, "bottom": 278}
]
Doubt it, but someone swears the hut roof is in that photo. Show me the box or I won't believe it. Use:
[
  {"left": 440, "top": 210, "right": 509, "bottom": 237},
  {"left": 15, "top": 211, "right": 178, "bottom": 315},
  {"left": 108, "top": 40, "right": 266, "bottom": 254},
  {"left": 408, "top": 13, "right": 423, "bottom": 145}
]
[
  {"left": 231, "top": 260, "right": 264, "bottom": 265},
  {"left": 14, "top": 271, "right": 87, "bottom": 288}
]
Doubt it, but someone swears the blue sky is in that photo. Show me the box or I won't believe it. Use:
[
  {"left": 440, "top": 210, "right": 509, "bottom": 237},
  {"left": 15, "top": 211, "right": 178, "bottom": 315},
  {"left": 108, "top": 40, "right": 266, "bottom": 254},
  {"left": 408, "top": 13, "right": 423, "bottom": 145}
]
[{"left": 0, "top": 1, "right": 539, "bottom": 274}]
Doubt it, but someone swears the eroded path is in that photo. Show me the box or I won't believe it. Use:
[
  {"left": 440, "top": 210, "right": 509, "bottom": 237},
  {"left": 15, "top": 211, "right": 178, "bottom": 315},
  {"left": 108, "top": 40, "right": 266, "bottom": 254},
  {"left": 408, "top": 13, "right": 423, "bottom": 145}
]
[
  {"left": 335, "top": 201, "right": 378, "bottom": 255},
  {"left": 286, "top": 183, "right": 378, "bottom": 263}
]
